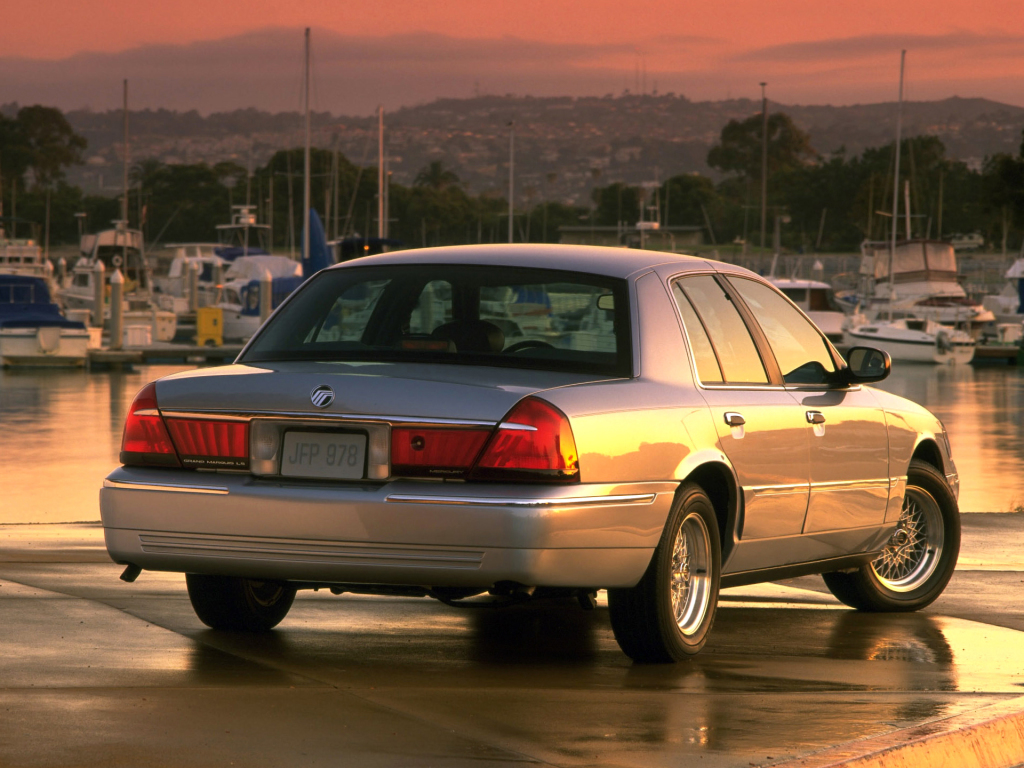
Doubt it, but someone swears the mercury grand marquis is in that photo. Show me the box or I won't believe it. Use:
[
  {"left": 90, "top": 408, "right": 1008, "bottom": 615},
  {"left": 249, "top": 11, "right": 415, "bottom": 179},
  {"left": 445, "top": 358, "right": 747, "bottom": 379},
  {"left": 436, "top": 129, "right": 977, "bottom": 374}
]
[{"left": 100, "top": 245, "right": 960, "bottom": 662}]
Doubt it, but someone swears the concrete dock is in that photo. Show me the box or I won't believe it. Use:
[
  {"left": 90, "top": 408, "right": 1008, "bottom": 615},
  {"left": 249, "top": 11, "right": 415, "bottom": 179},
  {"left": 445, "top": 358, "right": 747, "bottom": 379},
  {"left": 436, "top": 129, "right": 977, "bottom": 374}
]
[{"left": 2, "top": 515, "right": 1024, "bottom": 767}]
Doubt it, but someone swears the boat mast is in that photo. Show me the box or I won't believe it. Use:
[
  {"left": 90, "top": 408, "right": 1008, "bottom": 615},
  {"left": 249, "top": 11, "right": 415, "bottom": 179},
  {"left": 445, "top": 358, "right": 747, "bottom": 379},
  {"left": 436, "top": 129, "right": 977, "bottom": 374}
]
[
  {"left": 760, "top": 82, "right": 768, "bottom": 255},
  {"left": 122, "top": 79, "right": 130, "bottom": 272},
  {"left": 377, "top": 105, "right": 384, "bottom": 240},
  {"left": 888, "top": 50, "right": 905, "bottom": 322},
  {"left": 508, "top": 120, "right": 514, "bottom": 243},
  {"left": 303, "top": 27, "right": 311, "bottom": 269}
]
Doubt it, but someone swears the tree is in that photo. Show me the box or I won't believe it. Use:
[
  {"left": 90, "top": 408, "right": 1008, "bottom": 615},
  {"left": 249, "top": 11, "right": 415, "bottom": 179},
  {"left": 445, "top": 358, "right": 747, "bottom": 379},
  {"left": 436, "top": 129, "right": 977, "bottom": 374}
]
[
  {"left": 707, "top": 112, "right": 815, "bottom": 180},
  {"left": 661, "top": 174, "right": 716, "bottom": 227},
  {"left": 591, "top": 182, "right": 641, "bottom": 226},
  {"left": 13, "top": 105, "right": 86, "bottom": 187},
  {"left": 414, "top": 161, "right": 460, "bottom": 192}
]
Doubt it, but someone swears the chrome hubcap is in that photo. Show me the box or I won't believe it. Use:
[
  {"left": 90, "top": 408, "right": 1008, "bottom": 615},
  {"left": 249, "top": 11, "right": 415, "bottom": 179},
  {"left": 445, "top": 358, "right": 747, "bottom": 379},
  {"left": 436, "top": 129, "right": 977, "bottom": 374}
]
[
  {"left": 872, "top": 488, "right": 944, "bottom": 592},
  {"left": 670, "top": 513, "right": 712, "bottom": 636}
]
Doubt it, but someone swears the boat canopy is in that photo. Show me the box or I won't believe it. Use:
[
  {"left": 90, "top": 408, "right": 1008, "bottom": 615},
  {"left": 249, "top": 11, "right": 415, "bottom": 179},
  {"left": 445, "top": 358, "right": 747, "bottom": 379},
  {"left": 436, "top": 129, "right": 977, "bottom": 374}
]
[
  {"left": 870, "top": 240, "right": 958, "bottom": 283},
  {"left": 223, "top": 256, "right": 302, "bottom": 283},
  {"left": 0, "top": 276, "right": 86, "bottom": 329}
]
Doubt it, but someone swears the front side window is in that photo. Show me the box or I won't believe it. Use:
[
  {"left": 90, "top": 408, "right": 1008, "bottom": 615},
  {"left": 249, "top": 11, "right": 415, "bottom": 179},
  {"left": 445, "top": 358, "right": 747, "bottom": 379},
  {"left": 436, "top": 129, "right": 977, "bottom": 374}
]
[
  {"left": 728, "top": 277, "right": 836, "bottom": 385},
  {"left": 673, "top": 275, "right": 768, "bottom": 385},
  {"left": 242, "top": 264, "right": 631, "bottom": 377}
]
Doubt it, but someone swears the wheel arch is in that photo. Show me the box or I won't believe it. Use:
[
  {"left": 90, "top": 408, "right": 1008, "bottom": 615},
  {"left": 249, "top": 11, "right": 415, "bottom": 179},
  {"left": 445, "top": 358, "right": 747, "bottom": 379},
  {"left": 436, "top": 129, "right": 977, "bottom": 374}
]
[
  {"left": 680, "top": 460, "right": 738, "bottom": 563},
  {"left": 911, "top": 438, "right": 943, "bottom": 474}
]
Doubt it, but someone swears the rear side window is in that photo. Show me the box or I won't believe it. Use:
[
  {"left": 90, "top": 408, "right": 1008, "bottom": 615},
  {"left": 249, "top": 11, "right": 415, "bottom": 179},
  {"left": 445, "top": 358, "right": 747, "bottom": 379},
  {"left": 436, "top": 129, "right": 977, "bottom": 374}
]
[
  {"left": 242, "top": 264, "right": 631, "bottom": 377},
  {"left": 672, "top": 284, "right": 723, "bottom": 383},
  {"left": 673, "top": 275, "right": 768, "bottom": 385}
]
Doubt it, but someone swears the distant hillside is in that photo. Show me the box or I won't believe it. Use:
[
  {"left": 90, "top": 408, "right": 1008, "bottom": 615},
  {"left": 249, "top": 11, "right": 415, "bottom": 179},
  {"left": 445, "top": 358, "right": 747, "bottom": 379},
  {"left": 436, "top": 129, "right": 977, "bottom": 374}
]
[{"left": 35, "top": 93, "right": 1024, "bottom": 204}]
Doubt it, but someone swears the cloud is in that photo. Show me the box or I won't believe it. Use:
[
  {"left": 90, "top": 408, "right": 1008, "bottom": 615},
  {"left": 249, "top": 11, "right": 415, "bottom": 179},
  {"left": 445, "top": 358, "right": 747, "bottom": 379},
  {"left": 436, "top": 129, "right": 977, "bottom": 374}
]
[
  {"left": 2, "top": 26, "right": 1024, "bottom": 114},
  {"left": 737, "top": 31, "right": 1024, "bottom": 63}
]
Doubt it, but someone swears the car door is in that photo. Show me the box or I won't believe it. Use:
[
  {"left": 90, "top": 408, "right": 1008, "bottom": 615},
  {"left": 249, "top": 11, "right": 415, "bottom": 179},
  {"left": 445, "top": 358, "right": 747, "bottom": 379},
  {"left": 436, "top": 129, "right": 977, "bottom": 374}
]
[
  {"left": 671, "top": 274, "right": 810, "bottom": 540},
  {"left": 725, "top": 275, "right": 890, "bottom": 533}
]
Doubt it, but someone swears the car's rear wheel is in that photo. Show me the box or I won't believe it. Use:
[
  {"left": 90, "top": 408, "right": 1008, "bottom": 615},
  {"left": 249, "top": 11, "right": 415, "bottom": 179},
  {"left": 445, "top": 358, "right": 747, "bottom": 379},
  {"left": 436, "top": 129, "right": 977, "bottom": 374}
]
[
  {"left": 186, "top": 574, "right": 296, "bottom": 631},
  {"left": 608, "top": 483, "right": 721, "bottom": 662},
  {"left": 822, "top": 459, "right": 960, "bottom": 612}
]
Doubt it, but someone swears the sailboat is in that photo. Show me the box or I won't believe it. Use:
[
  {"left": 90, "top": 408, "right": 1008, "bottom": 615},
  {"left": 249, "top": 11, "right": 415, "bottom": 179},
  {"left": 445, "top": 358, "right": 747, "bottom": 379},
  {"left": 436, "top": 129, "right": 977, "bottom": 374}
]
[
  {"left": 58, "top": 81, "right": 177, "bottom": 343},
  {"left": 844, "top": 51, "right": 975, "bottom": 364}
]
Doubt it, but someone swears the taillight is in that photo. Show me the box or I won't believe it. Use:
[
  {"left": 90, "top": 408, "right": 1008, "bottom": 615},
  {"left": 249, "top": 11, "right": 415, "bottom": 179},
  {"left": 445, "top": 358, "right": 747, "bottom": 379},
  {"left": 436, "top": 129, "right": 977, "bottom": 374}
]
[
  {"left": 165, "top": 418, "right": 249, "bottom": 470},
  {"left": 120, "top": 382, "right": 180, "bottom": 467},
  {"left": 391, "top": 427, "right": 490, "bottom": 477},
  {"left": 472, "top": 397, "right": 579, "bottom": 482}
]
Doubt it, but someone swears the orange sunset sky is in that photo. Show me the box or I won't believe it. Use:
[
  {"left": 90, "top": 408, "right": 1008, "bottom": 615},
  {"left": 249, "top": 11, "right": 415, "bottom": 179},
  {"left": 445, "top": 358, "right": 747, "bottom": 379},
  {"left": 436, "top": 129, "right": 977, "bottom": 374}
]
[{"left": 3, "top": 0, "right": 1024, "bottom": 112}]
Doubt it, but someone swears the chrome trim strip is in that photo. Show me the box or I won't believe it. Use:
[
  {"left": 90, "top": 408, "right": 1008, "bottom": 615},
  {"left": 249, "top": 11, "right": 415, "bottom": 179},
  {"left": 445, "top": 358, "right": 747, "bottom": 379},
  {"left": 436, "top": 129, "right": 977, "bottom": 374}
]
[
  {"left": 748, "top": 483, "right": 809, "bottom": 496},
  {"left": 385, "top": 492, "right": 658, "bottom": 508},
  {"left": 103, "top": 479, "right": 230, "bottom": 495},
  {"left": 160, "top": 409, "right": 496, "bottom": 428},
  {"left": 810, "top": 479, "right": 890, "bottom": 491},
  {"left": 498, "top": 422, "right": 537, "bottom": 431}
]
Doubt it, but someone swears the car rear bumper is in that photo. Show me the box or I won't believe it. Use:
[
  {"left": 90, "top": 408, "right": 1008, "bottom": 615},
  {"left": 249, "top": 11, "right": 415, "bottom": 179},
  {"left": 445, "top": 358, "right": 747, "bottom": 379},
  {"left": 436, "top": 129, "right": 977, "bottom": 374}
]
[{"left": 100, "top": 467, "right": 676, "bottom": 589}]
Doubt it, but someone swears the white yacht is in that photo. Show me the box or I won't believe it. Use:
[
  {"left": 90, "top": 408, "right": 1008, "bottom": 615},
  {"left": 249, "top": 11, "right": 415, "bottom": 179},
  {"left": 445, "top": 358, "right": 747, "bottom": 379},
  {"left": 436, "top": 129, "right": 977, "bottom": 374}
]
[
  {"left": 770, "top": 278, "right": 850, "bottom": 345},
  {"left": 151, "top": 243, "right": 225, "bottom": 315},
  {"left": 859, "top": 239, "right": 994, "bottom": 334},
  {"left": 59, "top": 222, "right": 177, "bottom": 342},
  {"left": 845, "top": 317, "right": 975, "bottom": 365},
  {"left": 214, "top": 255, "right": 303, "bottom": 341},
  {"left": 0, "top": 275, "right": 89, "bottom": 367}
]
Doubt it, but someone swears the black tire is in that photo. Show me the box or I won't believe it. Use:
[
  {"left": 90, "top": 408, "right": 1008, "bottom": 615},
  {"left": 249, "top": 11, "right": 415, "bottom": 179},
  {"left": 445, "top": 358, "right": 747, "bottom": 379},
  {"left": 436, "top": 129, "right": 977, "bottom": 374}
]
[
  {"left": 186, "top": 573, "right": 296, "bottom": 631},
  {"left": 822, "top": 459, "right": 960, "bottom": 612},
  {"left": 608, "top": 483, "right": 721, "bottom": 662}
]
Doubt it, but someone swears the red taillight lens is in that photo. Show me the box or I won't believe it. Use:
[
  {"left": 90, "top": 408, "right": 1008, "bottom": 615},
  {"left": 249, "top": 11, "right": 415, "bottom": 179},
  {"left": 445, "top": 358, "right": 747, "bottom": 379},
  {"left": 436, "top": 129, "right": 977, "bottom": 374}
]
[
  {"left": 165, "top": 419, "right": 250, "bottom": 470},
  {"left": 391, "top": 427, "right": 490, "bottom": 477},
  {"left": 473, "top": 398, "right": 579, "bottom": 482},
  {"left": 120, "top": 382, "right": 180, "bottom": 467}
]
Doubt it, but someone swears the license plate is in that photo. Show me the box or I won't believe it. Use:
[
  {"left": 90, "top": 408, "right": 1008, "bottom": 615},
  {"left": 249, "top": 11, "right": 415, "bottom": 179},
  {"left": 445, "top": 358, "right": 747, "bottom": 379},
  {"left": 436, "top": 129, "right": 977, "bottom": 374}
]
[{"left": 280, "top": 431, "right": 367, "bottom": 479}]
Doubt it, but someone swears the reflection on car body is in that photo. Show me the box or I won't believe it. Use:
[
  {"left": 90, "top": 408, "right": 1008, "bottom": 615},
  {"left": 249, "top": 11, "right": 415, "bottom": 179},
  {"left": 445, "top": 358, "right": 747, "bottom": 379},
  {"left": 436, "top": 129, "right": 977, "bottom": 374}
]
[{"left": 101, "top": 245, "right": 961, "bottom": 662}]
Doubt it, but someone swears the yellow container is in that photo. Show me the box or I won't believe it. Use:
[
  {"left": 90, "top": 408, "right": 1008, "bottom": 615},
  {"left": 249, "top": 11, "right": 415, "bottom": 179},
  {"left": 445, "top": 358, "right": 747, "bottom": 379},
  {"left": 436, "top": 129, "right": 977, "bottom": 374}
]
[{"left": 195, "top": 307, "right": 223, "bottom": 347}]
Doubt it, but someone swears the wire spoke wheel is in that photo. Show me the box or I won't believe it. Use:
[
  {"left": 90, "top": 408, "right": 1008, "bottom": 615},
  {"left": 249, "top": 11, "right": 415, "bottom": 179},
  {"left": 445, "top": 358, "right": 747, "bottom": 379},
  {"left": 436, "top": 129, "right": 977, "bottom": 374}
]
[
  {"left": 670, "top": 512, "right": 712, "bottom": 636},
  {"left": 871, "top": 487, "right": 944, "bottom": 592}
]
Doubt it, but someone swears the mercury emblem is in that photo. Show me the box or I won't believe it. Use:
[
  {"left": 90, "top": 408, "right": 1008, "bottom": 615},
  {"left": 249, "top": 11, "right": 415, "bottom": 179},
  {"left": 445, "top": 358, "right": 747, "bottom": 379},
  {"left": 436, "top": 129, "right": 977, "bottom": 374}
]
[{"left": 310, "top": 385, "right": 335, "bottom": 408}]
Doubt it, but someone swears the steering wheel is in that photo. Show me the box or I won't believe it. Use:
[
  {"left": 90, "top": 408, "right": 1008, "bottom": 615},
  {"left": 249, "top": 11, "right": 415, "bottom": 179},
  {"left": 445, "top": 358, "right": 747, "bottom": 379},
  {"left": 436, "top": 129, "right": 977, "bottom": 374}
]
[{"left": 504, "top": 339, "right": 555, "bottom": 353}]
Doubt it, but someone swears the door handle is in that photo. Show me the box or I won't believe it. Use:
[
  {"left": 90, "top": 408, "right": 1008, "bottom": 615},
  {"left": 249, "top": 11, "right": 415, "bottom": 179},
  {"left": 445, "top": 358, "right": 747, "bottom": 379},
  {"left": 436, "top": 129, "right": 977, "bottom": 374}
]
[
  {"left": 724, "top": 412, "right": 745, "bottom": 427},
  {"left": 806, "top": 410, "right": 826, "bottom": 425}
]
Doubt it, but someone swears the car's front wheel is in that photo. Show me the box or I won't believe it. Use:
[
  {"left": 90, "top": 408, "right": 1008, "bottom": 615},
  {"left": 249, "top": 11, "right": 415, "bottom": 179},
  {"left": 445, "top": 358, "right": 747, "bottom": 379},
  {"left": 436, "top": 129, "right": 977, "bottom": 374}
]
[
  {"left": 608, "top": 483, "right": 721, "bottom": 662},
  {"left": 822, "top": 459, "right": 960, "bottom": 612},
  {"left": 186, "top": 574, "right": 296, "bottom": 631}
]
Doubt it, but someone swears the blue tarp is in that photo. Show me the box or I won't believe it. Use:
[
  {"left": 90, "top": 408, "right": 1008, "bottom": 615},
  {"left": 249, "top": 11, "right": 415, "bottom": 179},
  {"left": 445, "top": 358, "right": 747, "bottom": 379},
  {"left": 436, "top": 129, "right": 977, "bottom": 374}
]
[
  {"left": 238, "top": 276, "right": 305, "bottom": 317},
  {"left": 301, "top": 209, "right": 332, "bottom": 279},
  {"left": 0, "top": 276, "right": 86, "bottom": 330}
]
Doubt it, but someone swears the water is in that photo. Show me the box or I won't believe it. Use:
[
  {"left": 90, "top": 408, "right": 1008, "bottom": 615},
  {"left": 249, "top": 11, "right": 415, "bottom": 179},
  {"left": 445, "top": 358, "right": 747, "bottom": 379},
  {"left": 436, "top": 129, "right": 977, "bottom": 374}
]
[{"left": 1, "top": 362, "right": 1021, "bottom": 524}]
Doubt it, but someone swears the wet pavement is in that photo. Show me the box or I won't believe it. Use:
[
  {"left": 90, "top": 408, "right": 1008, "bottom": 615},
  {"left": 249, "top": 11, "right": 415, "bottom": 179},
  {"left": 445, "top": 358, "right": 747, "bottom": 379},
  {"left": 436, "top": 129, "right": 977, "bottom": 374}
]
[{"left": 2, "top": 516, "right": 1024, "bottom": 767}]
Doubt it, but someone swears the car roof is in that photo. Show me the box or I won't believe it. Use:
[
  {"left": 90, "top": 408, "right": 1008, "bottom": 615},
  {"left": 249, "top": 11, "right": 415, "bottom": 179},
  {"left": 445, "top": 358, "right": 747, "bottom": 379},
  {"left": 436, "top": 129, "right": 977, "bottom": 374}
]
[{"left": 327, "top": 244, "right": 726, "bottom": 280}]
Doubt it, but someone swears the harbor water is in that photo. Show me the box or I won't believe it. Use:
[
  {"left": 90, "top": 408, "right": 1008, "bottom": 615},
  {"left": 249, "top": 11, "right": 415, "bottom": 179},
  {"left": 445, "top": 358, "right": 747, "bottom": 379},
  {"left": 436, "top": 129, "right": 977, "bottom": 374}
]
[{"left": 1, "top": 362, "right": 1021, "bottom": 524}]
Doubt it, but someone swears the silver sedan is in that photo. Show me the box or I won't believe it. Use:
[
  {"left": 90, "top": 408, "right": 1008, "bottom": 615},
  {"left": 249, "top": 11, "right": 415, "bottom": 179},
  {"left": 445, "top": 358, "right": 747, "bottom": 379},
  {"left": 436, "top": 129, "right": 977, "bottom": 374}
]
[{"left": 100, "top": 245, "right": 961, "bottom": 662}]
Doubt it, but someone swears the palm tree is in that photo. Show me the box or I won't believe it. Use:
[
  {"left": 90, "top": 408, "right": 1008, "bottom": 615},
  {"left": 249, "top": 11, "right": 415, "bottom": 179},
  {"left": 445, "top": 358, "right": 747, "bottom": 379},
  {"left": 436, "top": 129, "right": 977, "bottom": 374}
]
[{"left": 414, "top": 161, "right": 460, "bottom": 192}]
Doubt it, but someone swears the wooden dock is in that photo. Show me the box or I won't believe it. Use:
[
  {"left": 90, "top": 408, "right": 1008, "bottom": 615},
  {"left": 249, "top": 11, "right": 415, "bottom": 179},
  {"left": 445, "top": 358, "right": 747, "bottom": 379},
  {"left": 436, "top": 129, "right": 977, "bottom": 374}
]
[{"left": 88, "top": 343, "right": 245, "bottom": 370}]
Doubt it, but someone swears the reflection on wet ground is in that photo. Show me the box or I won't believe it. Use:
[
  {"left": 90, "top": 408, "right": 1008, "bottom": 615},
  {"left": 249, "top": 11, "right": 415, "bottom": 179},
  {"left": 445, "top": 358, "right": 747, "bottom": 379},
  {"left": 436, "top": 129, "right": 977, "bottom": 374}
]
[
  {"left": 875, "top": 363, "right": 1024, "bottom": 512},
  {"left": 2, "top": 540, "right": 1023, "bottom": 767},
  {"left": 1, "top": 361, "right": 1022, "bottom": 523},
  {"left": 0, "top": 365, "right": 192, "bottom": 524}
]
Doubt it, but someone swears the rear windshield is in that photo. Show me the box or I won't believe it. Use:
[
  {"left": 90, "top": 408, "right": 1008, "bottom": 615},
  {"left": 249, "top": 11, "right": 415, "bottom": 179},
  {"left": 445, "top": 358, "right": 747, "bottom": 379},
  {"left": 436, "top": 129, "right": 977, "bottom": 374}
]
[{"left": 240, "top": 264, "right": 632, "bottom": 377}]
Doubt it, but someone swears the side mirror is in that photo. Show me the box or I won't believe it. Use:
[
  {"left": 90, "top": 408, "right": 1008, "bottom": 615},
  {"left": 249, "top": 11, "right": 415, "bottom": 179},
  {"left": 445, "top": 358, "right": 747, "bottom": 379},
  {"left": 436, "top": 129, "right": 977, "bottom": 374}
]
[
  {"left": 844, "top": 346, "right": 891, "bottom": 384},
  {"left": 596, "top": 293, "right": 615, "bottom": 311}
]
